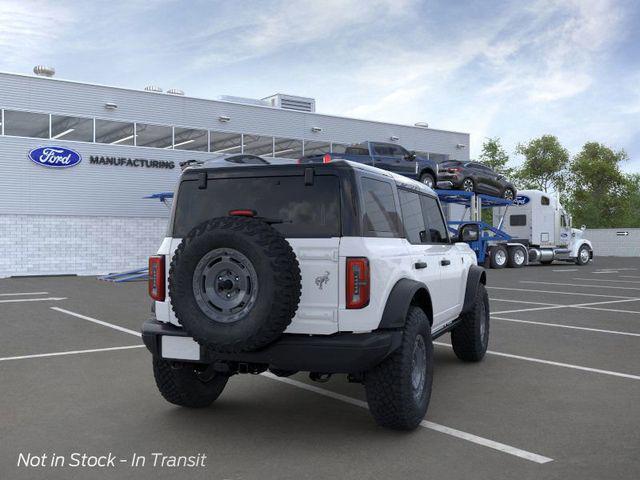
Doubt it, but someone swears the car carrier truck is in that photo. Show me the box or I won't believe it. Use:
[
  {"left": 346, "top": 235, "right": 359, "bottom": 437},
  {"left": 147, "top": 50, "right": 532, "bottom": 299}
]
[{"left": 439, "top": 189, "right": 593, "bottom": 268}]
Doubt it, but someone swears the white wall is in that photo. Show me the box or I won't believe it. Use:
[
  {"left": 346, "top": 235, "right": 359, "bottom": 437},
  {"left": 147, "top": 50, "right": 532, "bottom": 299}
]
[
  {"left": 0, "top": 215, "right": 167, "bottom": 278},
  {"left": 583, "top": 228, "right": 640, "bottom": 257}
]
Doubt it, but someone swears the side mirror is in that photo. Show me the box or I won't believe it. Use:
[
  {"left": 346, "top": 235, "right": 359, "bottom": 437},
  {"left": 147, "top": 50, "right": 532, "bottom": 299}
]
[
  {"left": 405, "top": 151, "right": 416, "bottom": 161},
  {"left": 581, "top": 225, "right": 586, "bottom": 231},
  {"left": 460, "top": 223, "right": 480, "bottom": 242}
]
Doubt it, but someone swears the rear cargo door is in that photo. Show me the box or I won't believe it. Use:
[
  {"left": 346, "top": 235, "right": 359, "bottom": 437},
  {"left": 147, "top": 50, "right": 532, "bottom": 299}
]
[{"left": 285, "top": 238, "right": 340, "bottom": 335}]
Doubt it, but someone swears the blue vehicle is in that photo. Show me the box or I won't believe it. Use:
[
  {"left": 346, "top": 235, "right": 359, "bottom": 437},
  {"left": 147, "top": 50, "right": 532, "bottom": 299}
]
[{"left": 299, "top": 141, "right": 439, "bottom": 188}]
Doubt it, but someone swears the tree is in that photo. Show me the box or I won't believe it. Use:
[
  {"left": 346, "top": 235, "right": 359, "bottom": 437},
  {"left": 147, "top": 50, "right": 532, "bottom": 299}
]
[
  {"left": 478, "top": 137, "right": 514, "bottom": 177},
  {"left": 566, "top": 142, "right": 636, "bottom": 228},
  {"left": 514, "top": 135, "right": 569, "bottom": 192}
]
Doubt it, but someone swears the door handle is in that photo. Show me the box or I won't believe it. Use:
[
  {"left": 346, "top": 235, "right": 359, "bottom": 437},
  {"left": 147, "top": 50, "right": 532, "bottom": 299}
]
[
  {"left": 414, "top": 262, "right": 427, "bottom": 269},
  {"left": 440, "top": 259, "right": 451, "bottom": 266}
]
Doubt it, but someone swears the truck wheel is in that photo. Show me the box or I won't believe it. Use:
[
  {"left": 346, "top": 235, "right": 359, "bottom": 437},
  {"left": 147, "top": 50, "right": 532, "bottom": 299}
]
[
  {"left": 364, "top": 307, "right": 433, "bottom": 430},
  {"left": 419, "top": 172, "right": 435, "bottom": 188},
  {"left": 507, "top": 246, "right": 526, "bottom": 268},
  {"left": 153, "top": 359, "right": 229, "bottom": 408},
  {"left": 489, "top": 245, "right": 507, "bottom": 269},
  {"left": 451, "top": 284, "right": 489, "bottom": 362},
  {"left": 576, "top": 245, "right": 591, "bottom": 265},
  {"left": 169, "top": 217, "right": 301, "bottom": 353}
]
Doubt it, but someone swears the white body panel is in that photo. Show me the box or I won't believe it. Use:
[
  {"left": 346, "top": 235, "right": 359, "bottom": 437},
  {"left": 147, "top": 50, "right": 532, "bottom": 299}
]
[{"left": 155, "top": 235, "right": 476, "bottom": 335}]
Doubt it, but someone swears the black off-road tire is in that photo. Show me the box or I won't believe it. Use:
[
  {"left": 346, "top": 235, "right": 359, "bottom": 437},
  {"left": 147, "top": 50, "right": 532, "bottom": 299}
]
[
  {"left": 364, "top": 307, "right": 433, "bottom": 431},
  {"left": 489, "top": 245, "right": 508, "bottom": 269},
  {"left": 169, "top": 217, "right": 301, "bottom": 353},
  {"left": 451, "top": 284, "right": 489, "bottom": 362},
  {"left": 153, "top": 359, "right": 228, "bottom": 408}
]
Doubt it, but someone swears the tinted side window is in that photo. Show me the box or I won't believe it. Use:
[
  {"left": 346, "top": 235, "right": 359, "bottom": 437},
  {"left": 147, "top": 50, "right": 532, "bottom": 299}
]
[
  {"left": 510, "top": 214, "right": 527, "bottom": 226},
  {"left": 361, "top": 177, "right": 401, "bottom": 237},
  {"left": 398, "top": 190, "right": 427, "bottom": 244},
  {"left": 372, "top": 144, "right": 392, "bottom": 156},
  {"left": 541, "top": 196, "right": 550, "bottom": 206},
  {"left": 420, "top": 195, "right": 449, "bottom": 243}
]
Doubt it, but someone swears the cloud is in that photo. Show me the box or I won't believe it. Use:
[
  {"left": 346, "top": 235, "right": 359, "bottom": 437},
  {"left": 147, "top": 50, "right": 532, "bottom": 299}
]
[{"left": 0, "top": 0, "right": 74, "bottom": 69}]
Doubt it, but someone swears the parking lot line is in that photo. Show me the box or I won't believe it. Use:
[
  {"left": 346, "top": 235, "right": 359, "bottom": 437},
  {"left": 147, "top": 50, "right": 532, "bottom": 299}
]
[
  {"left": 0, "top": 345, "right": 145, "bottom": 362},
  {"left": 572, "top": 278, "right": 640, "bottom": 284},
  {"left": 492, "top": 297, "right": 640, "bottom": 315},
  {"left": 621, "top": 275, "right": 640, "bottom": 279},
  {"left": 434, "top": 343, "right": 640, "bottom": 381},
  {"left": 521, "top": 281, "right": 640, "bottom": 291},
  {"left": 0, "top": 297, "right": 67, "bottom": 304},
  {"left": 0, "top": 291, "right": 49, "bottom": 296},
  {"left": 491, "top": 316, "right": 640, "bottom": 337},
  {"left": 573, "top": 305, "right": 640, "bottom": 315},
  {"left": 492, "top": 305, "right": 568, "bottom": 315},
  {"left": 552, "top": 269, "right": 578, "bottom": 272},
  {"left": 488, "top": 286, "right": 638, "bottom": 299},
  {"left": 51, "top": 307, "right": 141, "bottom": 337},
  {"left": 261, "top": 372, "right": 553, "bottom": 464},
  {"left": 492, "top": 298, "right": 564, "bottom": 307}
]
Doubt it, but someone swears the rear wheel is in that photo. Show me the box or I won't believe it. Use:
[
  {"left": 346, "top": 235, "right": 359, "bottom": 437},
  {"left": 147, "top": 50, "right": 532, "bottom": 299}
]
[
  {"left": 153, "top": 359, "right": 229, "bottom": 408},
  {"left": 507, "top": 246, "right": 526, "bottom": 268},
  {"left": 364, "top": 307, "right": 433, "bottom": 430},
  {"left": 461, "top": 178, "right": 475, "bottom": 192},
  {"left": 489, "top": 245, "right": 508, "bottom": 269},
  {"left": 419, "top": 172, "right": 435, "bottom": 188}
]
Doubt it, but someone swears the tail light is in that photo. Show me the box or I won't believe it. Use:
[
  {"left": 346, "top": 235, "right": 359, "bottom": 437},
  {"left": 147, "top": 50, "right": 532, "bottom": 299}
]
[
  {"left": 229, "top": 209, "right": 256, "bottom": 217},
  {"left": 448, "top": 167, "right": 461, "bottom": 173},
  {"left": 149, "top": 256, "right": 165, "bottom": 301},
  {"left": 322, "top": 153, "right": 332, "bottom": 164},
  {"left": 346, "top": 257, "right": 369, "bottom": 309}
]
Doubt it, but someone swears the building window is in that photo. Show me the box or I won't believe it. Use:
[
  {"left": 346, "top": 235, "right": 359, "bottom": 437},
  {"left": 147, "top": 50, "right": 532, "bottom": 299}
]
[
  {"left": 3, "top": 110, "right": 49, "bottom": 138},
  {"left": 303, "top": 140, "right": 331, "bottom": 156},
  {"left": 331, "top": 143, "right": 349, "bottom": 154},
  {"left": 51, "top": 115, "right": 93, "bottom": 142},
  {"left": 135, "top": 123, "right": 172, "bottom": 149},
  {"left": 210, "top": 131, "right": 242, "bottom": 154},
  {"left": 273, "top": 137, "right": 303, "bottom": 158},
  {"left": 173, "top": 127, "right": 208, "bottom": 151},
  {"left": 95, "top": 119, "right": 135, "bottom": 145},
  {"left": 243, "top": 135, "right": 274, "bottom": 156}
]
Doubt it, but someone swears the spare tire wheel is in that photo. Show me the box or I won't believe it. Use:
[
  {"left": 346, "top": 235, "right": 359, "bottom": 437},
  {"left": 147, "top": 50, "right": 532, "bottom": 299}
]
[{"left": 169, "top": 216, "right": 301, "bottom": 353}]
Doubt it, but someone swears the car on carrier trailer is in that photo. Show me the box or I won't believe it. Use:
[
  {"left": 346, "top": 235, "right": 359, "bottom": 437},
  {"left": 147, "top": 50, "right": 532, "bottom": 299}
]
[{"left": 142, "top": 159, "right": 489, "bottom": 430}]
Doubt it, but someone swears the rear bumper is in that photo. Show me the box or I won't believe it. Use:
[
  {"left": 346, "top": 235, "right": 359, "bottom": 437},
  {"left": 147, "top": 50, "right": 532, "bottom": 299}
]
[{"left": 141, "top": 319, "right": 402, "bottom": 374}]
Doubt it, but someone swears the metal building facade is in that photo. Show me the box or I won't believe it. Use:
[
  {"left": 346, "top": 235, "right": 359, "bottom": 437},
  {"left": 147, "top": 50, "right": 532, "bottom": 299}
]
[{"left": 0, "top": 71, "right": 470, "bottom": 277}]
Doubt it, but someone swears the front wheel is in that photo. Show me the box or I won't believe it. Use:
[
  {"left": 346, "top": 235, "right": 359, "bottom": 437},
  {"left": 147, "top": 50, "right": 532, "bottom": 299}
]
[
  {"left": 419, "top": 172, "right": 435, "bottom": 188},
  {"left": 502, "top": 188, "right": 515, "bottom": 200},
  {"left": 153, "top": 359, "right": 229, "bottom": 408},
  {"left": 576, "top": 245, "right": 591, "bottom": 265},
  {"left": 364, "top": 307, "right": 433, "bottom": 430},
  {"left": 451, "top": 284, "right": 489, "bottom": 362}
]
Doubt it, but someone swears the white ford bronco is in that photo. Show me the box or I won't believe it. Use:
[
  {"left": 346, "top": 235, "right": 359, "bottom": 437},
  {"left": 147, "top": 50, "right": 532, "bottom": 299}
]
[{"left": 142, "top": 160, "right": 489, "bottom": 430}]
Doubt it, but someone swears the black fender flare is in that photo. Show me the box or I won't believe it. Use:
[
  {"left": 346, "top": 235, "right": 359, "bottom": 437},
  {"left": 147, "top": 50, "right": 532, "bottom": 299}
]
[
  {"left": 462, "top": 265, "right": 486, "bottom": 314},
  {"left": 378, "top": 279, "right": 432, "bottom": 329}
]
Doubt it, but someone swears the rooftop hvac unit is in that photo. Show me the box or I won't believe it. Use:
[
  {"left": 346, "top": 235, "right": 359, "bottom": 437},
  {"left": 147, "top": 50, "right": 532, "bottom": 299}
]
[
  {"left": 262, "top": 94, "right": 316, "bottom": 113},
  {"left": 167, "top": 88, "right": 185, "bottom": 96},
  {"left": 144, "top": 85, "right": 163, "bottom": 93},
  {"left": 33, "top": 65, "right": 55, "bottom": 77}
]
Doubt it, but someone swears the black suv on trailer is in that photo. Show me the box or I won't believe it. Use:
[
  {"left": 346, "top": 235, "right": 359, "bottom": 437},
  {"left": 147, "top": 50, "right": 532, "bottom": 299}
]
[{"left": 437, "top": 160, "right": 517, "bottom": 199}]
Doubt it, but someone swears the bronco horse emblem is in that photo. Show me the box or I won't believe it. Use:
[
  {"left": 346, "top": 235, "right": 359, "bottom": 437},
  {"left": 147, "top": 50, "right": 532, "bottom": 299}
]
[{"left": 315, "top": 271, "right": 330, "bottom": 290}]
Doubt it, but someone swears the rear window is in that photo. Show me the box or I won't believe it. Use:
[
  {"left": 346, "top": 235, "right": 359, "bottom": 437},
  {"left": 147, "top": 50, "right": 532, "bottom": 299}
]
[{"left": 172, "top": 175, "right": 340, "bottom": 238}]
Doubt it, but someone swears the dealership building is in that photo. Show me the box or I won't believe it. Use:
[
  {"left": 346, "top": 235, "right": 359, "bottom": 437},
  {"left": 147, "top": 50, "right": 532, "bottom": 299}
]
[{"left": 0, "top": 69, "right": 470, "bottom": 278}]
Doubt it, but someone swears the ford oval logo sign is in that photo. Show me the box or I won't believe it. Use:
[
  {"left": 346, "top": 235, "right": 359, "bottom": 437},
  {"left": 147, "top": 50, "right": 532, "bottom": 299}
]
[
  {"left": 514, "top": 195, "right": 530, "bottom": 206},
  {"left": 28, "top": 146, "right": 82, "bottom": 168}
]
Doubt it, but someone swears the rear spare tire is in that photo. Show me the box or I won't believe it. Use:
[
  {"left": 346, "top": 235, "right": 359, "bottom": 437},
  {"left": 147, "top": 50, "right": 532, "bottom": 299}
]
[{"left": 169, "top": 217, "right": 301, "bottom": 353}]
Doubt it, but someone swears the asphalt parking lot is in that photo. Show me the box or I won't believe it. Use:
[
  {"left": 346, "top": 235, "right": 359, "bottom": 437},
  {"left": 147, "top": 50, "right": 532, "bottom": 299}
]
[{"left": 1, "top": 257, "right": 639, "bottom": 480}]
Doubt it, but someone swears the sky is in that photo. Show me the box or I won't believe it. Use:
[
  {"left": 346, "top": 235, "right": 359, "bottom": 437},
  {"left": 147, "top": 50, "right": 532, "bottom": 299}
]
[{"left": 1, "top": 0, "right": 639, "bottom": 172}]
